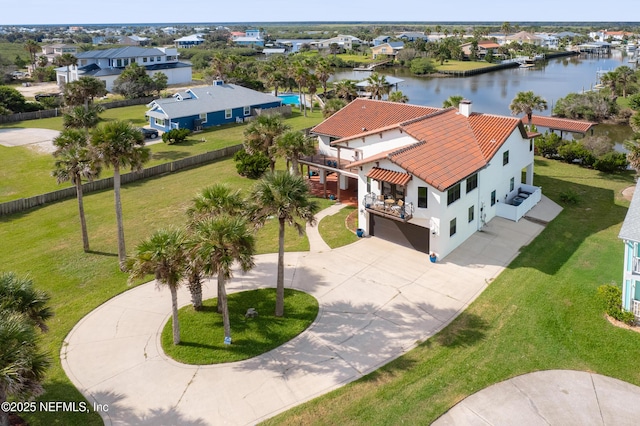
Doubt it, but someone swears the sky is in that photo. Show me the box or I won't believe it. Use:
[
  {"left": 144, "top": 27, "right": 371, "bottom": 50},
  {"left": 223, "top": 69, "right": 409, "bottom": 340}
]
[{"left": 2, "top": 0, "right": 639, "bottom": 26}]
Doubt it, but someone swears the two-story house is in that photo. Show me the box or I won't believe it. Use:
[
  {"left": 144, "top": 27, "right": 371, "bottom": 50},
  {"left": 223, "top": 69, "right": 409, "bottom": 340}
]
[
  {"left": 57, "top": 46, "right": 192, "bottom": 91},
  {"left": 310, "top": 98, "right": 540, "bottom": 259}
]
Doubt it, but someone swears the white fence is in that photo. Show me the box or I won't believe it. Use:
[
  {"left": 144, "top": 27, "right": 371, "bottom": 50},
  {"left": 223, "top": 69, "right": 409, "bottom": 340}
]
[{"left": 495, "top": 184, "right": 542, "bottom": 222}]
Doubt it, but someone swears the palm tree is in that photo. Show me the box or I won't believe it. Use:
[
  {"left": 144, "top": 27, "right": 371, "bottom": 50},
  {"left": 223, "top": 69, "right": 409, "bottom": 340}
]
[
  {"left": 442, "top": 95, "right": 464, "bottom": 108},
  {"left": 274, "top": 130, "right": 316, "bottom": 175},
  {"left": 243, "top": 114, "right": 291, "bottom": 173},
  {"left": 0, "top": 311, "right": 50, "bottom": 426},
  {"left": 63, "top": 105, "right": 103, "bottom": 130},
  {"left": 0, "top": 272, "right": 53, "bottom": 332},
  {"left": 306, "top": 74, "right": 319, "bottom": 113},
  {"left": 23, "top": 40, "right": 39, "bottom": 70},
  {"left": 315, "top": 58, "right": 333, "bottom": 98},
  {"left": 91, "top": 120, "right": 150, "bottom": 270},
  {"left": 187, "top": 183, "right": 246, "bottom": 312},
  {"left": 388, "top": 91, "right": 409, "bottom": 103},
  {"left": 365, "top": 72, "right": 389, "bottom": 100},
  {"left": 509, "top": 91, "right": 548, "bottom": 124},
  {"left": 625, "top": 139, "right": 640, "bottom": 174},
  {"left": 52, "top": 129, "right": 101, "bottom": 252},
  {"left": 293, "top": 64, "right": 310, "bottom": 116},
  {"left": 250, "top": 172, "right": 319, "bottom": 317},
  {"left": 333, "top": 79, "right": 358, "bottom": 101},
  {"left": 615, "top": 65, "right": 636, "bottom": 98},
  {"left": 323, "top": 98, "right": 346, "bottom": 118},
  {"left": 128, "top": 228, "right": 187, "bottom": 345},
  {"left": 56, "top": 53, "right": 77, "bottom": 85},
  {"left": 64, "top": 76, "right": 107, "bottom": 110},
  {"left": 193, "top": 216, "right": 255, "bottom": 344}
]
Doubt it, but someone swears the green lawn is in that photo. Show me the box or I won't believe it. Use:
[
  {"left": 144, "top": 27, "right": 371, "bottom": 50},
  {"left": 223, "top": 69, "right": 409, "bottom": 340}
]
[
  {"left": 318, "top": 205, "right": 359, "bottom": 248},
  {"left": 435, "top": 60, "right": 498, "bottom": 72},
  {"left": 263, "top": 159, "right": 640, "bottom": 425},
  {"left": 161, "top": 289, "right": 319, "bottom": 364},
  {"left": 1, "top": 157, "right": 326, "bottom": 425},
  {"left": 0, "top": 106, "right": 323, "bottom": 202}
]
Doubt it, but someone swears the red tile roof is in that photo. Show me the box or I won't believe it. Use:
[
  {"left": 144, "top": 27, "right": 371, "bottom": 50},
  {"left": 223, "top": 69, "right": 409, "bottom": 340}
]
[
  {"left": 524, "top": 115, "right": 596, "bottom": 134},
  {"left": 311, "top": 98, "right": 439, "bottom": 138},
  {"left": 366, "top": 167, "right": 412, "bottom": 186}
]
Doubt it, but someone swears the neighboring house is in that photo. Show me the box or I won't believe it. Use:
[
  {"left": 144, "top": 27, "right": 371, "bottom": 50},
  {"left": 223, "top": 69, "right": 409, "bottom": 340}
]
[
  {"left": 506, "top": 31, "right": 544, "bottom": 46},
  {"left": 274, "top": 39, "right": 316, "bottom": 53},
  {"left": 536, "top": 33, "right": 560, "bottom": 50},
  {"left": 41, "top": 43, "right": 78, "bottom": 56},
  {"left": 619, "top": 179, "right": 640, "bottom": 322},
  {"left": 371, "top": 42, "right": 404, "bottom": 59},
  {"left": 145, "top": 80, "right": 285, "bottom": 132},
  {"left": 120, "top": 35, "right": 150, "bottom": 46},
  {"left": 262, "top": 48, "right": 286, "bottom": 57},
  {"left": 373, "top": 35, "right": 391, "bottom": 46},
  {"left": 174, "top": 34, "right": 206, "bottom": 49},
  {"left": 312, "top": 35, "right": 362, "bottom": 51},
  {"left": 397, "top": 32, "right": 429, "bottom": 42},
  {"left": 460, "top": 41, "right": 500, "bottom": 58},
  {"left": 232, "top": 29, "right": 265, "bottom": 47},
  {"left": 310, "top": 98, "right": 540, "bottom": 259},
  {"left": 57, "top": 46, "right": 192, "bottom": 91}
]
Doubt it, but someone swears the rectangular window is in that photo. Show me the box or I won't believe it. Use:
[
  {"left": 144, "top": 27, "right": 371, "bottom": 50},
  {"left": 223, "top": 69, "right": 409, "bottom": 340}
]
[
  {"left": 157, "top": 56, "right": 162, "bottom": 61},
  {"left": 143, "top": 57, "right": 148, "bottom": 63},
  {"left": 243, "top": 106, "right": 251, "bottom": 116},
  {"left": 510, "top": 177, "right": 515, "bottom": 192},
  {"left": 447, "top": 183, "right": 461, "bottom": 206},
  {"left": 530, "top": 139, "right": 533, "bottom": 152},
  {"left": 503, "top": 150, "right": 509, "bottom": 166},
  {"left": 150, "top": 56, "right": 155, "bottom": 62},
  {"left": 225, "top": 109, "right": 232, "bottom": 119},
  {"left": 199, "top": 113, "right": 207, "bottom": 123},
  {"left": 466, "top": 174, "right": 478, "bottom": 193},
  {"left": 450, "top": 218, "right": 457, "bottom": 237},
  {"left": 366, "top": 177, "right": 371, "bottom": 193},
  {"left": 491, "top": 190, "right": 496, "bottom": 206},
  {"left": 418, "top": 187, "right": 427, "bottom": 208},
  {"left": 155, "top": 118, "right": 165, "bottom": 127},
  {"left": 468, "top": 205, "right": 474, "bottom": 223}
]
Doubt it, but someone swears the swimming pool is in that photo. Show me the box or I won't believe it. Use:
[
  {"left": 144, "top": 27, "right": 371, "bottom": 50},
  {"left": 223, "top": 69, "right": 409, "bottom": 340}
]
[{"left": 278, "top": 94, "right": 300, "bottom": 106}]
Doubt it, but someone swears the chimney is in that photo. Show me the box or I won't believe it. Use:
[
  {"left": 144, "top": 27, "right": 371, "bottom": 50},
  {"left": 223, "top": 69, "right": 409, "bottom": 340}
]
[{"left": 459, "top": 99, "right": 472, "bottom": 117}]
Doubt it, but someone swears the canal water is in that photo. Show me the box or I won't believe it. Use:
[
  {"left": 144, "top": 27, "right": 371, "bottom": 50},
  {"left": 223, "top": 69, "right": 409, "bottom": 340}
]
[{"left": 332, "top": 50, "right": 635, "bottom": 144}]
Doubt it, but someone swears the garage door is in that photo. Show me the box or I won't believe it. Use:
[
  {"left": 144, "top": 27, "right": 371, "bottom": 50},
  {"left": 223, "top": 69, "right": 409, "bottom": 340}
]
[{"left": 369, "top": 215, "right": 430, "bottom": 254}]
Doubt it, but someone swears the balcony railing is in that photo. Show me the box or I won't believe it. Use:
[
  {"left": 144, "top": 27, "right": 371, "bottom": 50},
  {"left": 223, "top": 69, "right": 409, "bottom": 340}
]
[
  {"left": 633, "top": 299, "right": 640, "bottom": 321},
  {"left": 363, "top": 193, "right": 413, "bottom": 222}
]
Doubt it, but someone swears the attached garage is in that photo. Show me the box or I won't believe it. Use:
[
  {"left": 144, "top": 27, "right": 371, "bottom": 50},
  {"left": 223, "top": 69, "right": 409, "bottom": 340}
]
[{"left": 368, "top": 215, "right": 430, "bottom": 254}]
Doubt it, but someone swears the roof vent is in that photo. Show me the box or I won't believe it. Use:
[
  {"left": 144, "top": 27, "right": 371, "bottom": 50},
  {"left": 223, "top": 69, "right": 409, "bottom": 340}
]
[
  {"left": 362, "top": 127, "right": 367, "bottom": 131},
  {"left": 459, "top": 99, "right": 472, "bottom": 117}
]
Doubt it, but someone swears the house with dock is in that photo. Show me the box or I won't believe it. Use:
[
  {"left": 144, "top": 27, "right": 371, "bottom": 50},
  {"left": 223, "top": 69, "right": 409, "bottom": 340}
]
[
  {"left": 307, "top": 98, "right": 541, "bottom": 259},
  {"left": 619, "top": 179, "right": 640, "bottom": 322}
]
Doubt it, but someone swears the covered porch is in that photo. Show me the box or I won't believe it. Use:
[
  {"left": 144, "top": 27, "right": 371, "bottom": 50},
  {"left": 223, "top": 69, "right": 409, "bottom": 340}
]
[{"left": 362, "top": 167, "right": 414, "bottom": 222}]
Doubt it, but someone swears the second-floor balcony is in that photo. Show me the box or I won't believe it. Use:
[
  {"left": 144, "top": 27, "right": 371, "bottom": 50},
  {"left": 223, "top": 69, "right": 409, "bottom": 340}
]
[{"left": 363, "top": 193, "right": 413, "bottom": 222}]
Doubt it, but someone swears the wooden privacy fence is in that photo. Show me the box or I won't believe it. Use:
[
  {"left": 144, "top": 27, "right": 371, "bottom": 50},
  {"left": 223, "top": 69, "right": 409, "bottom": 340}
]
[
  {"left": 0, "top": 96, "right": 155, "bottom": 124},
  {"left": 0, "top": 144, "right": 243, "bottom": 216}
]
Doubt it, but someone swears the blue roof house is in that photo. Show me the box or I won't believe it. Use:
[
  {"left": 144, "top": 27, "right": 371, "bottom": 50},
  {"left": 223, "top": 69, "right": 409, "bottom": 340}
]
[
  {"left": 619, "top": 179, "right": 640, "bottom": 322},
  {"left": 145, "top": 81, "right": 284, "bottom": 132}
]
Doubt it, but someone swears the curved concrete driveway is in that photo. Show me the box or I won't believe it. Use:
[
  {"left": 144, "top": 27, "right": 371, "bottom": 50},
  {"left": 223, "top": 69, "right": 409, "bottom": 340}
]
[{"left": 62, "top": 202, "right": 556, "bottom": 425}]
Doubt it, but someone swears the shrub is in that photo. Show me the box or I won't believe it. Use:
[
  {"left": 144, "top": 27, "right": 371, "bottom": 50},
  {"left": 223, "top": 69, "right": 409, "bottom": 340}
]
[
  {"left": 559, "top": 188, "right": 579, "bottom": 204},
  {"left": 410, "top": 57, "right": 436, "bottom": 75},
  {"left": 535, "top": 132, "right": 563, "bottom": 158},
  {"left": 593, "top": 152, "right": 629, "bottom": 173},
  {"left": 162, "top": 128, "right": 191, "bottom": 144},
  {"left": 628, "top": 93, "right": 640, "bottom": 111},
  {"left": 557, "top": 142, "right": 594, "bottom": 165},
  {"left": 233, "top": 149, "right": 270, "bottom": 179},
  {"left": 597, "top": 284, "right": 637, "bottom": 325}
]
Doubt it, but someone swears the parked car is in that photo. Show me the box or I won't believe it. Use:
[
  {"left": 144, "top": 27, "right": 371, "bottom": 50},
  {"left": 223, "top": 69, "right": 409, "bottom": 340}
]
[
  {"left": 34, "top": 93, "right": 61, "bottom": 102},
  {"left": 138, "top": 127, "right": 159, "bottom": 139}
]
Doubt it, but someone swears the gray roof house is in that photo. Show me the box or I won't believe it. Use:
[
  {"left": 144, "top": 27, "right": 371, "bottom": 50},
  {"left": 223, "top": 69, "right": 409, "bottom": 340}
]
[
  {"left": 619, "top": 180, "right": 640, "bottom": 320},
  {"left": 57, "top": 46, "right": 192, "bottom": 91},
  {"left": 145, "top": 81, "right": 286, "bottom": 132}
]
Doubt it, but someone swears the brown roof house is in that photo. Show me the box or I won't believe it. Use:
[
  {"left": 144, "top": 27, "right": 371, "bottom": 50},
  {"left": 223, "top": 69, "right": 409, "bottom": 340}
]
[{"left": 310, "top": 98, "right": 541, "bottom": 259}]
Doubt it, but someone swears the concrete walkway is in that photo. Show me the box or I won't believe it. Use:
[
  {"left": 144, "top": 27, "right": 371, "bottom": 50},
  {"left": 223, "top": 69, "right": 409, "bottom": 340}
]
[
  {"left": 61, "top": 196, "right": 632, "bottom": 426},
  {"left": 434, "top": 370, "right": 640, "bottom": 425}
]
